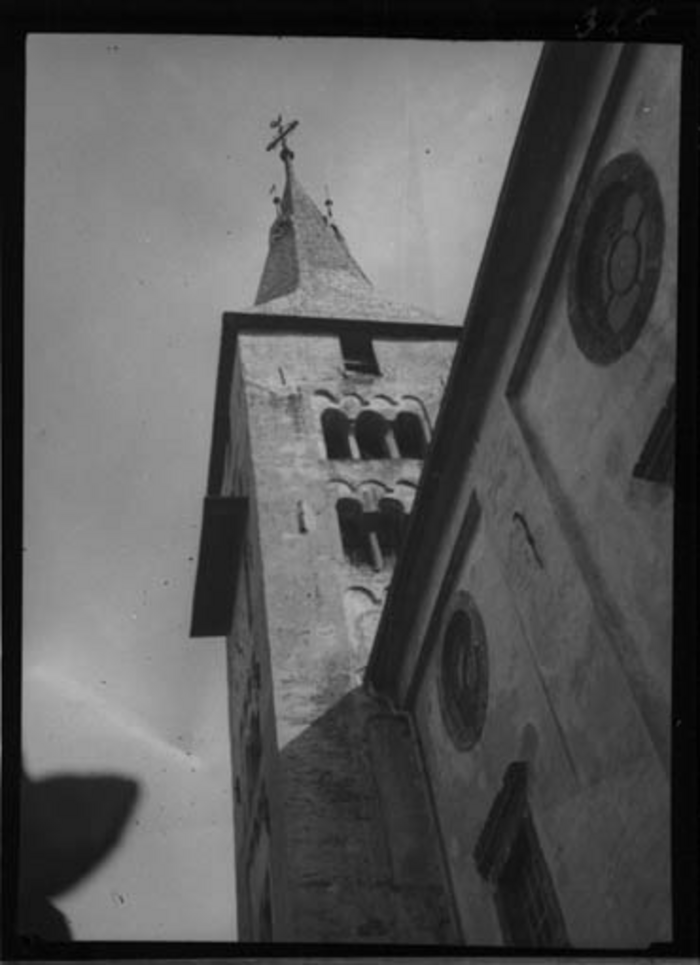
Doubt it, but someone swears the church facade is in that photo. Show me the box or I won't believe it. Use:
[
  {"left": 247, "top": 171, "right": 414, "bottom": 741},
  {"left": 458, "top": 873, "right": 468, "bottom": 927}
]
[
  {"left": 367, "top": 43, "right": 678, "bottom": 947},
  {"left": 191, "top": 42, "right": 678, "bottom": 947}
]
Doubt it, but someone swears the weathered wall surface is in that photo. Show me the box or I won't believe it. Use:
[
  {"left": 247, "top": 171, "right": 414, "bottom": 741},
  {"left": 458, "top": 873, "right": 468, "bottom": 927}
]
[
  {"left": 222, "top": 351, "right": 290, "bottom": 940},
  {"left": 513, "top": 43, "right": 677, "bottom": 768},
  {"left": 413, "top": 493, "right": 670, "bottom": 946},
  {"left": 405, "top": 46, "right": 677, "bottom": 948},
  {"left": 235, "top": 328, "right": 457, "bottom": 941},
  {"left": 280, "top": 691, "right": 455, "bottom": 942},
  {"left": 239, "top": 330, "right": 454, "bottom": 751}
]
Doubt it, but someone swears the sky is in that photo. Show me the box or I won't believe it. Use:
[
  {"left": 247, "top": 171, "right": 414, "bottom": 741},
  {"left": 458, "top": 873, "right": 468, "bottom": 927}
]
[{"left": 23, "top": 34, "right": 541, "bottom": 940}]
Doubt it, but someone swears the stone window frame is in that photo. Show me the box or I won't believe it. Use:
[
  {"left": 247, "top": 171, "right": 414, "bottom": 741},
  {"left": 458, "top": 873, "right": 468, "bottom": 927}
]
[
  {"left": 375, "top": 496, "right": 408, "bottom": 566},
  {"left": 339, "top": 331, "right": 381, "bottom": 376},
  {"left": 474, "top": 762, "right": 569, "bottom": 949},
  {"left": 336, "top": 496, "right": 376, "bottom": 568},
  {"left": 437, "top": 589, "right": 489, "bottom": 751},
  {"left": 321, "top": 407, "right": 354, "bottom": 459},
  {"left": 355, "top": 409, "right": 394, "bottom": 459},
  {"left": 335, "top": 494, "right": 408, "bottom": 572},
  {"left": 319, "top": 399, "right": 431, "bottom": 462},
  {"left": 394, "top": 409, "right": 429, "bottom": 458}
]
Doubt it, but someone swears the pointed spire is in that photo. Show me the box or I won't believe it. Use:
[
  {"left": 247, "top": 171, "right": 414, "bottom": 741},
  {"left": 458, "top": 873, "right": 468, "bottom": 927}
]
[
  {"left": 255, "top": 116, "right": 371, "bottom": 307},
  {"left": 251, "top": 117, "right": 440, "bottom": 324}
]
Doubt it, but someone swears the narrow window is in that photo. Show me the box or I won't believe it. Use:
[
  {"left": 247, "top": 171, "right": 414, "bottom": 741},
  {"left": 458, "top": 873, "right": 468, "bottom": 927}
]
[
  {"left": 339, "top": 332, "right": 380, "bottom": 375},
  {"left": 321, "top": 408, "right": 352, "bottom": 459},
  {"left": 395, "top": 411, "right": 428, "bottom": 458},
  {"left": 633, "top": 385, "right": 675, "bottom": 484},
  {"left": 495, "top": 810, "right": 568, "bottom": 947},
  {"left": 375, "top": 498, "right": 407, "bottom": 565},
  {"left": 356, "top": 410, "right": 390, "bottom": 459},
  {"left": 474, "top": 763, "right": 568, "bottom": 948},
  {"left": 336, "top": 498, "right": 374, "bottom": 568},
  {"left": 296, "top": 499, "right": 308, "bottom": 533}
]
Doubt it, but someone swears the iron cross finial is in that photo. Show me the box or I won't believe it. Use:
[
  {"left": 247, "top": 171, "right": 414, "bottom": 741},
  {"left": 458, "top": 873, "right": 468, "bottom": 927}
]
[{"left": 265, "top": 114, "right": 299, "bottom": 159}]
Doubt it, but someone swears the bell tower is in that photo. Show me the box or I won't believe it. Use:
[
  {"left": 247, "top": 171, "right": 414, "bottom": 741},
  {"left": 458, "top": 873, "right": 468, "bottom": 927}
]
[{"left": 191, "top": 118, "right": 460, "bottom": 942}]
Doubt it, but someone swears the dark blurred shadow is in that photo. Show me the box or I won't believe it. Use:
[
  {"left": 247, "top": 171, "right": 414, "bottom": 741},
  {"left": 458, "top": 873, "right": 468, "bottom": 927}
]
[{"left": 18, "top": 766, "right": 140, "bottom": 941}]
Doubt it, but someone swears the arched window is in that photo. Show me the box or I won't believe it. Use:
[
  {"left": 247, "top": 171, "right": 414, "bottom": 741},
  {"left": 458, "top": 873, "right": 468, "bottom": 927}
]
[
  {"left": 355, "top": 410, "right": 390, "bottom": 459},
  {"left": 375, "top": 498, "right": 407, "bottom": 565},
  {"left": 395, "top": 411, "right": 428, "bottom": 458},
  {"left": 474, "top": 763, "right": 569, "bottom": 947},
  {"left": 321, "top": 408, "right": 352, "bottom": 459},
  {"left": 336, "top": 498, "right": 374, "bottom": 568}
]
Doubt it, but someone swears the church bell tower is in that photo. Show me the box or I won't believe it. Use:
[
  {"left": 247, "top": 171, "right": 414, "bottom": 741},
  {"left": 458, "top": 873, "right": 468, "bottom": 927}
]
[{"left": 190, "top": 117, "right": 460, "bottom": 942}]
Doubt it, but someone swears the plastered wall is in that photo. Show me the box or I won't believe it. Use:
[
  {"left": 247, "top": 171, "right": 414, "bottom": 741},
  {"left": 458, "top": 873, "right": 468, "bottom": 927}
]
[{"left": 407, "top": 46, "right": 677, "bottom": 949}]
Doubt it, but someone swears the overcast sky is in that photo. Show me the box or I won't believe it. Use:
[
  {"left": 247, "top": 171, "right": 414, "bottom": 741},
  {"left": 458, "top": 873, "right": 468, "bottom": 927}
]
[{"left": 23, "top": 34, "right": 541, "bottom": 941}]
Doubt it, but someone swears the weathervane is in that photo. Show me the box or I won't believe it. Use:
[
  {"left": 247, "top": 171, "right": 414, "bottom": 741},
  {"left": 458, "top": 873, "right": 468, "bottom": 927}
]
[{"left": 266, "top": 114, "right": 299, "bottom": 161}]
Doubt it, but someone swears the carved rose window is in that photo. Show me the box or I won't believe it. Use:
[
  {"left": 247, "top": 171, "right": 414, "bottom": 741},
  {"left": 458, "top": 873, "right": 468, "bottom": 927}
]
[
  {"left": 439, "top": 592, "right": 489, "bottom": 750},
  {"left": 567, "top": 152, "right": 665, "bottom": 365}
]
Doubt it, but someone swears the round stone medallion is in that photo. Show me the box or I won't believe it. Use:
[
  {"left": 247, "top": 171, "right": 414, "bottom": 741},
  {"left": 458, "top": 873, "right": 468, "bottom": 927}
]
[
  {"left": 567, "top": 152, "right": 665, "bottom": 365},
  {"left": 438, "top": 591, "right": 489, "bottom": 751}
]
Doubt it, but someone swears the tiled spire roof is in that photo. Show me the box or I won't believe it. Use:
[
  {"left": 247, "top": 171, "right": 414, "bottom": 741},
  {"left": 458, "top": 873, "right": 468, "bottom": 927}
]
[
  {"left": 251, "top": 135, "right": 441, "bottom": 325},
  {"left": 254, "top": 151, "right": 371, "bottom": 307}
]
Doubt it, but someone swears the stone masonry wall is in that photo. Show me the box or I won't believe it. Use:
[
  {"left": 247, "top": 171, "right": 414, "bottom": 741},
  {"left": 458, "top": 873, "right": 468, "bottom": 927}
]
[
  {"left": 237, "top": 328, "right": 457, "bottom": 941},
  {"left": 223, "top": 351, "right": 290, "bottom": 939}
]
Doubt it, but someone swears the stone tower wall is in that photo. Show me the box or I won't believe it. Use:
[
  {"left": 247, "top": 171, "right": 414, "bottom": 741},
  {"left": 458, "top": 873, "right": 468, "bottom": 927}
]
[
  {"left": 222, "top": 351, "right": 290, "bottom": 939},
  {"left": 238, "top": 331, "right": 454, "bottom": 747},
  {"left": 232, "top": 328, "right": 458, "bottom": 941}
]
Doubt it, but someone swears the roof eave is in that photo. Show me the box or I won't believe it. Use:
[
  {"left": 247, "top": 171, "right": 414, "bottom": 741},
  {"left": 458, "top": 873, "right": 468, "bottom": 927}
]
[{"left": 364, "top": 41, "right": 630, "bottom": 703}]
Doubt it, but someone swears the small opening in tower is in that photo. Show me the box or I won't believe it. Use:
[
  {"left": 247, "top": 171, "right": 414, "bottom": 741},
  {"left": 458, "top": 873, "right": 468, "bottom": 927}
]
[
  {"left": 356, "top": 411, "right": 390, "bottom": 459},
  {"left": 395, "top": 411, "right": 428, "bottom": 458},
  {"left": 336, "top": 498, "right": 374, "bottom": 568},
  {"left": 339, "top": 332, "right": 381, "bottom": 376},
  {"left": 321, "top": 409, "right": 352, "bottom": 459},
  {"left": 375, "top": 498, "right": 407, "bottom": 565}
]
